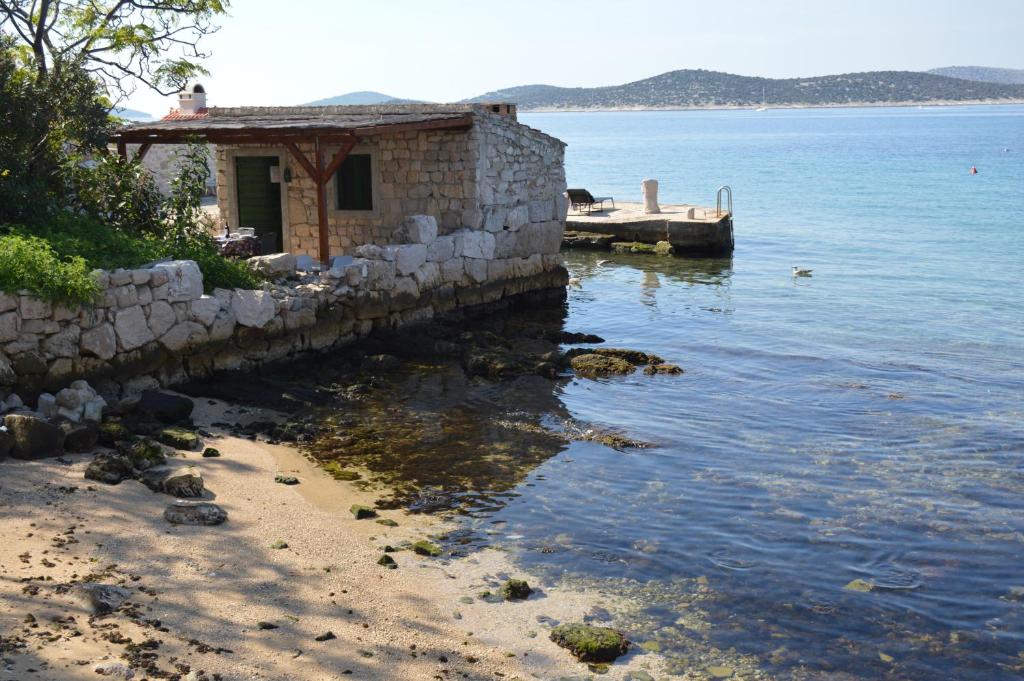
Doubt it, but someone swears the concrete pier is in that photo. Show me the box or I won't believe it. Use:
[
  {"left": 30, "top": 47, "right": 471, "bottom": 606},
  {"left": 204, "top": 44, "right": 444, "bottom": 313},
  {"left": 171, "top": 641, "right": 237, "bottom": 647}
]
[{"left": 564, "top": 202, "right": 734, "bottom": 256}]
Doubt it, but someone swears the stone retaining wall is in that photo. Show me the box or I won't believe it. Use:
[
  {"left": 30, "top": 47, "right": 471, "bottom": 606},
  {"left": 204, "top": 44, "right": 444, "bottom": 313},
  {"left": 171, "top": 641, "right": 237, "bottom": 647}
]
[{"left": 0, "top": 215, "right": 566, "bottom": 404}]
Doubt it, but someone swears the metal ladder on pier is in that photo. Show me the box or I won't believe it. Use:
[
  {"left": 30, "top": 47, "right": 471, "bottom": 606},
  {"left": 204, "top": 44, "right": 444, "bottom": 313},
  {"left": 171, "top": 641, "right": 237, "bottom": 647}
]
[{"left": 716, "top": 185, "right": 733, "bottom": 218}]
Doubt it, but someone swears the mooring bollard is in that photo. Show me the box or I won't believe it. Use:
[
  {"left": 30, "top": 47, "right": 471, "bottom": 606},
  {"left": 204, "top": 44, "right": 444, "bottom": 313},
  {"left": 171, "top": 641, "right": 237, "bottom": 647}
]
[{"left": 642, "top": 179, "right": 660, "bottom": 214}]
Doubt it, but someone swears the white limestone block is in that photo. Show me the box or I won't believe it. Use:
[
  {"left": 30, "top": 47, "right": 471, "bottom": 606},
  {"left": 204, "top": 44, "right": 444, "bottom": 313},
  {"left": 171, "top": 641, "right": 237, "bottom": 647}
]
[
  {"left": 154, "top": 260, "right": 204, "bottom": 302},
  {"left": 114, "top": 305, "right": 156, "bottom": 351},
  {"left": 146, "top": 300, "right": 177, "bottom": 338},
  {"left": 393, "top": 244, "right": 427, "bottom": 276},
  {"left": 427, "top": 235, "right": 456, "bottom": 263},
  {"left": 397, "top": 215, "right": 438, "bottom": 245},
  {"left": 231, "top": 289, "right": 277, "bottom": 328},
  {"left": 190, "top": 295, "right": 221, "bottom": 327}
]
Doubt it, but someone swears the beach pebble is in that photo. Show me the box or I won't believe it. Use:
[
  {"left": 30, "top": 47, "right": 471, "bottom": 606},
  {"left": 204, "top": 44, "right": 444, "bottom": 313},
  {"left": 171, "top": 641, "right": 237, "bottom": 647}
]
[
  {"left": 70, "top": 583, "right": 132, "bottom": 615},
  {"left": 94, "top": 662, "right": 135, "bottom": 678},
  {"left": 163, "top": 501, "right": 227, "bottom": 526},
  {"left": 274, "top": 474, "right": 299, "bottom": 485},
  {"left": 314, "top": 631, "right": 336, "bottom": 642}
]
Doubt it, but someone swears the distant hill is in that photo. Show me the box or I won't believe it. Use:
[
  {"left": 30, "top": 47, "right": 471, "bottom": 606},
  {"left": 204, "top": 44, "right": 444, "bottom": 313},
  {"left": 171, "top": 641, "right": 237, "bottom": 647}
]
[
  {"left": 466, "top": 69, "right": 1024, "bottom": 111},
  {"left": 112, "top": 107, "right": 153, "bottom": 121},
  {"left": 928, "top": 66, "right": 1024, "bottom": 85},
  {"left": 305, "top": 90, "right": 423, "bottom": 106}
]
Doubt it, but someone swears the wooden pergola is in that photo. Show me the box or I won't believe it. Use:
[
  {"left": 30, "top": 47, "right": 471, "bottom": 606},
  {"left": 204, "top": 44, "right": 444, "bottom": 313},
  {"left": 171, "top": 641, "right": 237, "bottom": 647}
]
[{"left": 111, "top": 111, "right": 475, "bottom": 264}]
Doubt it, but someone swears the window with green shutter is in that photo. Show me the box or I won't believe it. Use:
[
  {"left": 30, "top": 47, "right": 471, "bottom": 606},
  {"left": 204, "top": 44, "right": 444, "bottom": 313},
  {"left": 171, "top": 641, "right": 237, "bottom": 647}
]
[{"left": 335, "top": 154, "right": 373, "bottom": 211}]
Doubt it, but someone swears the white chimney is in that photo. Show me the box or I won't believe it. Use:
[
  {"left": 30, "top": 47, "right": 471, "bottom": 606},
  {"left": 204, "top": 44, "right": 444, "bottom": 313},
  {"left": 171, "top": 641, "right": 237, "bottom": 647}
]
[{"left": 177, "top": 83, "right": 207, "bottom": 113}]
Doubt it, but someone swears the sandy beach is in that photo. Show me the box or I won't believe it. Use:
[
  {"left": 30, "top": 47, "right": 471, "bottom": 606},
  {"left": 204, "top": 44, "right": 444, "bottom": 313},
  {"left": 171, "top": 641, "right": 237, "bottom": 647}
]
[{"left": 0, "top": 396, "right": 663, "bottom": 681}]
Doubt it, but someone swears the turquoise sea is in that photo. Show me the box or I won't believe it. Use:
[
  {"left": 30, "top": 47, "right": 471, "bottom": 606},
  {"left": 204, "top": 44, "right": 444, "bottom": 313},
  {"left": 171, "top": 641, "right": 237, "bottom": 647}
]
[
  {"left": 501, "top": 106, "right": 1024, "bottom": 679},
  {"left": 218, "top": 105, "right": 1024, "bottom": 679}
]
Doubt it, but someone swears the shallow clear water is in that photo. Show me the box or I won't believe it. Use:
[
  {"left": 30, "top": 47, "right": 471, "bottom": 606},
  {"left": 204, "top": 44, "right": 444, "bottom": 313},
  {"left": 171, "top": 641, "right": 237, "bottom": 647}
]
[
  {"left": 207, "top": 106, "right": 1024, "bottom": 679},
  {"left": 478, "top": 107, "right": 1023, "bottom": 678}
]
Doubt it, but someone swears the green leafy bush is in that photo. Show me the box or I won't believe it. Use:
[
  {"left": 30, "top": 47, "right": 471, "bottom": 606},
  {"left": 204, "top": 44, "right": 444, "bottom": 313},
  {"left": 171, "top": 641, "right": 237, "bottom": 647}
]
[{"left": 0, "top": 235, "right": 102, "bottom": 304}]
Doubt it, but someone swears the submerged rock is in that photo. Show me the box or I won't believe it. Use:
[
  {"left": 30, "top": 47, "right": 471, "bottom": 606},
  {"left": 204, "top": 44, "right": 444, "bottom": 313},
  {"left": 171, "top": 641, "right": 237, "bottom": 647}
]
[
  {"left": 500, "top": 578, "right": 533, "bottom": 601},
  {"left": 643, "top": 363, "right": 684, "bottom": 375},
  {"left": 164, "top": 501, "right": 227, "bottom": 525},
  {"left": 275, "top": 474, "right": 300, "bottom": 485},
  {"left": 377, "top": 554, "right": 397, "bottom": 568},
  {"left": 375, "top": 518, "right": 399, "bottom": 527},
  {"left": 202, "top": 447, "right": 221, "bottom": 458},
  {"left": 570, "top": 353, "right": 636, "bottom": 377},
  {"left": 586, "top": 348, "right": 664, "bottom": 365},
  {"left": 611, "top": 241, "right": 657, "bottom": 254},
  {"left": 550, "top": 623, "right": 629, "bottom": 663}
]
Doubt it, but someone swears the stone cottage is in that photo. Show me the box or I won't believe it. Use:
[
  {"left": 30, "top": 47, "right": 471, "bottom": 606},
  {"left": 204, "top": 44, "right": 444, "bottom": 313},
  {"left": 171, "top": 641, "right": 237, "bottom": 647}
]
[
  {"left": 114, "top": 101, "right": 568, "bottom": 264},
  {"left": 133, "top": 84, "right": 217, "bottom": 196}
]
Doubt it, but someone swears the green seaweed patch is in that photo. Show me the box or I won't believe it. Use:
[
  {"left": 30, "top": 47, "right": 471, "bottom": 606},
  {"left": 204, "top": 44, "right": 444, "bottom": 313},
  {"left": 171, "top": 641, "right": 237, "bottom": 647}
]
[
  {"left": 320, "top": 460, "right": 362, "bottom": 481},
  {"left": 270, "top": 540, "right": 288, "bottom": 550},
  {"left": 118, "top": 439, "right": 165, "bottom": 468},
  {"left": 157, "top": 426, "right": 200, "bottom": 451},
  {"left": 500, "top": 579, "right": 533, "bottom": 601},
  {"left": 550, "top": 623, "right": 629, "bottom": 663},
  {"left": 412, "top": 540, "right": 443, "bottom": 557},
  {"left": 844, "top": 578, "right": 875, "bottom": 593},
  {"left": 98, "top": 421, "right": 135, "bottom": 447},
  {"left": 350, "top": 504, "right": 377, "bottom": 519},
  {"left": 375, "top": 518, "right": 399, "bottom": 527},
  {"left": 611, "top": 241, "right": 657, "bottom": 254}
]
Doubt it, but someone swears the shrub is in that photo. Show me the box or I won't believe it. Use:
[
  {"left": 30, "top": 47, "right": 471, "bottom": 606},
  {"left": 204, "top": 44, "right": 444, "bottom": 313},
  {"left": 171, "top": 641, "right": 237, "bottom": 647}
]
[{"left": 0, "top": 235, "right": 102, "bottom": 304}]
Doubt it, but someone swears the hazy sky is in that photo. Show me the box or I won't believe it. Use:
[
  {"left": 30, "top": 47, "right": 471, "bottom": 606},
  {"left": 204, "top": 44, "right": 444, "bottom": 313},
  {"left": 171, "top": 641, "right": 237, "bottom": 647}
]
[{"left": 126, "top": 0, "right": 1024, "bottom": 116}]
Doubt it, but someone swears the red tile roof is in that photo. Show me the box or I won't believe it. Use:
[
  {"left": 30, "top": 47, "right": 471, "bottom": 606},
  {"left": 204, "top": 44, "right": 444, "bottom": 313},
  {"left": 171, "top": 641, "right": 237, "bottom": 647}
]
[{"left": 162, "top": 107, "right": 209, "bottom": 121}]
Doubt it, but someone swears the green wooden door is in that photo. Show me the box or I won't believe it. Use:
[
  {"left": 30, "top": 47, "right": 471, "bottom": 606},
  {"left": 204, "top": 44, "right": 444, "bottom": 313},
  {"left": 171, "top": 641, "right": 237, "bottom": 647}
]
[{"left": 235, "top": 156, "right": 282, "bottom": 253}]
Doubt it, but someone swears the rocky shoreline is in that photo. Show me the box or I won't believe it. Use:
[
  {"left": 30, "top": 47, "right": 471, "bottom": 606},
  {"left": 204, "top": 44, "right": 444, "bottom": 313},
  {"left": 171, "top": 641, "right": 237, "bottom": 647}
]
[{"left": 0, "top": 307, "right": 685, "bottom": 680}]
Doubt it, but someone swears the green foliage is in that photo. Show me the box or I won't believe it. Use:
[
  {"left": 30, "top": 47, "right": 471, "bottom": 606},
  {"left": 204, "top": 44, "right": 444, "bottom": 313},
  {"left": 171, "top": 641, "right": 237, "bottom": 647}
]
[
  {"left": 0, "top": 37, "right": 112, "bottom": 224},
  {"left": 1, "top": 1, "right": 229, "bottom": 98},
  {"left": 0, "top": 234, "right": 102, "bottom": 304}
]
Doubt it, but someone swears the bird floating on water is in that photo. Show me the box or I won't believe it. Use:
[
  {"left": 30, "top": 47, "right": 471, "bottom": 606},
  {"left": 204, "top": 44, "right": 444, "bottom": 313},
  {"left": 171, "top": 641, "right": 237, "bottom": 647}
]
[
  {"left": 792, "top": 266, "right": 813, "bottom": 277},
  {"left": 596, "top": 259, "right": 611, "bottom": 266}
]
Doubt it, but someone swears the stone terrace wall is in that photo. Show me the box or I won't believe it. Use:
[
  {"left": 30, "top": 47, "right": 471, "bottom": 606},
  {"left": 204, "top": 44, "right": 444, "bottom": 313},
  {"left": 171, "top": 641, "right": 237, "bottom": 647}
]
[{"left": 0, "top": 215, "right": 566, "bottom": 404}]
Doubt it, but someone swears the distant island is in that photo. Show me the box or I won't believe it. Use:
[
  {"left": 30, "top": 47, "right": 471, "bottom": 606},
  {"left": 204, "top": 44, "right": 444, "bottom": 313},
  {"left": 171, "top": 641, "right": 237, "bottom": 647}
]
[
  {"left": 311, "top": 67, "right": 1024, "bottom": 113},
  {"left": 463, "top": 69, "right": 1024, "bottom": 111},
  {"left": 304, "top": 90, "right": 422, "bottom": 106},
  {"left": 927, "top": 66, "right": 1024, "bottom": 85}
]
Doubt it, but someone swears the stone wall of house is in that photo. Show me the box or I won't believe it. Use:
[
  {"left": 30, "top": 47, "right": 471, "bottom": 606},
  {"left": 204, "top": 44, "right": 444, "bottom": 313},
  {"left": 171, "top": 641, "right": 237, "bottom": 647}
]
[
  {"left": 0, "top": 215, "right": 567, "bottom": 405},
  {"left": 213, "top": 107, "right": 567, "bottom": 260},
  {"left": 129, "top": 143, "right": 217, "bottom": 196}
]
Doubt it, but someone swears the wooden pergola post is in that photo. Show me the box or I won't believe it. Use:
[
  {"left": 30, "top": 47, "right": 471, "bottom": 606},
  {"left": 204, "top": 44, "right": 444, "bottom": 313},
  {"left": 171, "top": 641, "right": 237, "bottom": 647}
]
[{"left": 286, "top": 136, "right": 357, "bottom": 266}]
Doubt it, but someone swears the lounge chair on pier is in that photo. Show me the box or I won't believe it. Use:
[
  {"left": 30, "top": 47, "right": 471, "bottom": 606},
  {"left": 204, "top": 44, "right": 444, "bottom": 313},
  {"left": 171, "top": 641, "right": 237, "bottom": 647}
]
[{"left": 567, "top": 188, "right": 615, "bottom": 214}]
